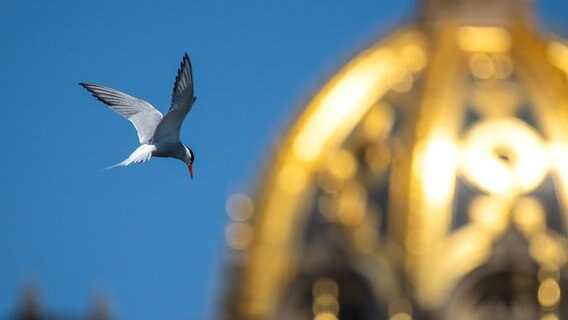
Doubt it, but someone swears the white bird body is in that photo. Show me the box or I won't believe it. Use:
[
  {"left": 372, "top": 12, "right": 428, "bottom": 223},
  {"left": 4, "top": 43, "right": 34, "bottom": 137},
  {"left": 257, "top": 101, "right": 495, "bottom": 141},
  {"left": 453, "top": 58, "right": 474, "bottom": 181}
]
[{"left": 80, "top": 53, "right": 197, "bottom": 178}]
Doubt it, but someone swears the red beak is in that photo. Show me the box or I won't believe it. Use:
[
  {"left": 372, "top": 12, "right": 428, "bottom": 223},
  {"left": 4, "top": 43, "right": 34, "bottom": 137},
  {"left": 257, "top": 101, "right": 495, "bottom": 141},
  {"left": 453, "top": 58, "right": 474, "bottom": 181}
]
[{"left": 188, "top": 164, "right": 194, "bottom": 179}]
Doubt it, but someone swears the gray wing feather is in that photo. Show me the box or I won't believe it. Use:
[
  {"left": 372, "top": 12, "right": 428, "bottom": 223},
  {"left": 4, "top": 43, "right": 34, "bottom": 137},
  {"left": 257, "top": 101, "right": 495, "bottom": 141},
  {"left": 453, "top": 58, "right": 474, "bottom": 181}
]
[
  {"left": 152, "top": 53, "right": 196, "bottom": 143},
  {"left": 79, "top": 83, "right": 163, "bottom": 144}
]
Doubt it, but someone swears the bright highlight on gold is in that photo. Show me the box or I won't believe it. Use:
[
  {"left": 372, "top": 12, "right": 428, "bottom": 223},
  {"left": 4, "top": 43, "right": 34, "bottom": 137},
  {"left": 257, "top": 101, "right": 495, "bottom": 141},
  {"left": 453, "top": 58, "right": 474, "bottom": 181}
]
[
  {"left": 419, "top": 134, "right": 459, "bottom": 206},
  {"left": 458, "top": 26, "right": 511, "bottom": 52},
  {"left": 460, "top": 118, "right": 547, "bottom": 195},
  {"left": 312, "top": 278, "right": 340, "bottom": 320},
  {"left": 539, "top": 278, "right": 561, "bottom": 309},
  {"left": 293, "top": 49, "right": 398, "bottom": 163},
  {"left": 548, "top": 41, "right": 568, "bottom": 73},
  {"left": 390, "top": 313, "right": 412, "bottom": 320}
]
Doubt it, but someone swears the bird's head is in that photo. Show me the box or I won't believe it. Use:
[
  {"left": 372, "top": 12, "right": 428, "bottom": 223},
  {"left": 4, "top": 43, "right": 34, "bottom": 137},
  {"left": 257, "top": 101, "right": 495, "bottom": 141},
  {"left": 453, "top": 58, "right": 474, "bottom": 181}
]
[{"left": 184, "top": 145, "right": 195, "bottom": 179}]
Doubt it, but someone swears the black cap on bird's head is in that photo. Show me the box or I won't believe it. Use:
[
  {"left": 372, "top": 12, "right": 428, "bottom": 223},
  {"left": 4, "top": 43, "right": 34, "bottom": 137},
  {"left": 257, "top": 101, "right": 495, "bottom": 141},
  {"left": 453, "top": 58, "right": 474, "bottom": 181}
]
[{"left": 184, "top": 145, "right": 195, "bottom": 179}]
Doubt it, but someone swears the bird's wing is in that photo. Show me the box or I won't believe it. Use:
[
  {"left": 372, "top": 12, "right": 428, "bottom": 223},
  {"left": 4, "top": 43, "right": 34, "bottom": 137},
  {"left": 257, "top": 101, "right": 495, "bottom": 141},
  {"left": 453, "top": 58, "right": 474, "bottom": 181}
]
[
  {"left": 152, "top": 53, "right": 196, "bottom": 143},
  {"left": 79, "top": 83, "right": 163, "bottom": 145}
]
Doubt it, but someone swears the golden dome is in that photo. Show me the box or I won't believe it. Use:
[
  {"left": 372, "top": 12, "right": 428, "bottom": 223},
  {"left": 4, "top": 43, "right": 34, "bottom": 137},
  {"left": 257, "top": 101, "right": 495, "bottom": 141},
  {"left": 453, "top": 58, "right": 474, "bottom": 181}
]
[{"left": 223, "top": 1, "right": 568, "bottom": 319}]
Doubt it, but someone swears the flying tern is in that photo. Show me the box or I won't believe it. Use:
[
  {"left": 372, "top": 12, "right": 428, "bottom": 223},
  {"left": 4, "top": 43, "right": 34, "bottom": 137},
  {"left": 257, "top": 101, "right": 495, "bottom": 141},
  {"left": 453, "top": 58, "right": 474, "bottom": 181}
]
[{"left": 80, "top": 53, "right": 197, "bottom": 179}]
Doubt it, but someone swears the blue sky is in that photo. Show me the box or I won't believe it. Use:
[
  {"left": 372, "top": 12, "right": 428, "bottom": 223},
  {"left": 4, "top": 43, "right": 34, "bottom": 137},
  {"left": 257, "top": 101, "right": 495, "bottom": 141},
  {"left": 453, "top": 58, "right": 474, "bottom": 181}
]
[{"left": 1, "top": 1, "right": 567, "bottom": 319}]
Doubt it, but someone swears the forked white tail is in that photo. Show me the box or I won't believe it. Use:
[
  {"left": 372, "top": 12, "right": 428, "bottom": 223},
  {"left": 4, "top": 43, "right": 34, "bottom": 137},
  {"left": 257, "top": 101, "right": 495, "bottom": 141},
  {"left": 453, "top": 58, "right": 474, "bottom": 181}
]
[{"left": 106, "top": 144, "right": 156, "bottom": 169}]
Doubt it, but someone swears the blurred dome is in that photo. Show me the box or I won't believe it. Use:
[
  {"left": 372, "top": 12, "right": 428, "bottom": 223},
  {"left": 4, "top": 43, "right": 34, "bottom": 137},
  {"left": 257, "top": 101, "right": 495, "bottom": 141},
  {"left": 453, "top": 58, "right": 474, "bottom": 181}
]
[{"left": 222, "top": 1, "right": 568, "bottom": 319}]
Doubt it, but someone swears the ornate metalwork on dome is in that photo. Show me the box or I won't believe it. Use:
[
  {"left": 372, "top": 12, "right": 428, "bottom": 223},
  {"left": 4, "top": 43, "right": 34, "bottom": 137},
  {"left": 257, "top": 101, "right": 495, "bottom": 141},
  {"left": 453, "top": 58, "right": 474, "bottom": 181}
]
[{"left": 221, "top": 0, "right": 568, "bottom": 319}]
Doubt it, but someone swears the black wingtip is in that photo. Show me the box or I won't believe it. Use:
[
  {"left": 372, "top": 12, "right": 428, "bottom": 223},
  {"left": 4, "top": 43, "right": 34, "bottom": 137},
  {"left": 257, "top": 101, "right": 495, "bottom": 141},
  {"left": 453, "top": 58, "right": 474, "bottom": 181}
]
[
  {"left": 79, "top": 82, "right": 93, "bottom": 92},
  {"left": 78, "top": 82, "right": 113, "bottom": 107},
  {"left": 182, "top": 53, "right": 192, "bottom": 67},
  {"left": 79, "top": 82, "right": 94, "bottom": 90}
]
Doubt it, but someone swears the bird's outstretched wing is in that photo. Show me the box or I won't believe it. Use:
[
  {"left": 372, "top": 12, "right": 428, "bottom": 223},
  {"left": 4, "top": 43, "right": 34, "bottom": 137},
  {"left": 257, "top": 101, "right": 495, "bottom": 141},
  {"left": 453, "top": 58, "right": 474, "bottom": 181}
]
[
  {"left": 152, "top": 53, "right": 196, "bottom": 143},
  {"left": 79, "top": 83, "right": 163, "bottom": 145}
]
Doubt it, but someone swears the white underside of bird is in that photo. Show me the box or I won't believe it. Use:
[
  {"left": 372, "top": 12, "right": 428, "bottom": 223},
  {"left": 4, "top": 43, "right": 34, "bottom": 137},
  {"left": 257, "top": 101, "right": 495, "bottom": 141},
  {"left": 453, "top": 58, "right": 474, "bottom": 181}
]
[{"left": 80, "top": 53, "right": 197, "bottom": 179}]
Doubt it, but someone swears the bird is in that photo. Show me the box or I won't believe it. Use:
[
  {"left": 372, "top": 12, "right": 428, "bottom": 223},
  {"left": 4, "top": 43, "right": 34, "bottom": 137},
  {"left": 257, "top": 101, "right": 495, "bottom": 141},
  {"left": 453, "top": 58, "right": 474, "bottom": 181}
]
[{"left": 79, "top": 53, "right": 197, "bottom": 179}]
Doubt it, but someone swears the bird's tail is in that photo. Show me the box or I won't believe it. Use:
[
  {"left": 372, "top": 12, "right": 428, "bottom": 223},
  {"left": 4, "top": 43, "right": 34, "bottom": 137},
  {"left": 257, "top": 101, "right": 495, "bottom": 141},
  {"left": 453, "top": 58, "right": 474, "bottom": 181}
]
[{"left": 105, "top": 144, "right": 156, "bottom": 170}]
